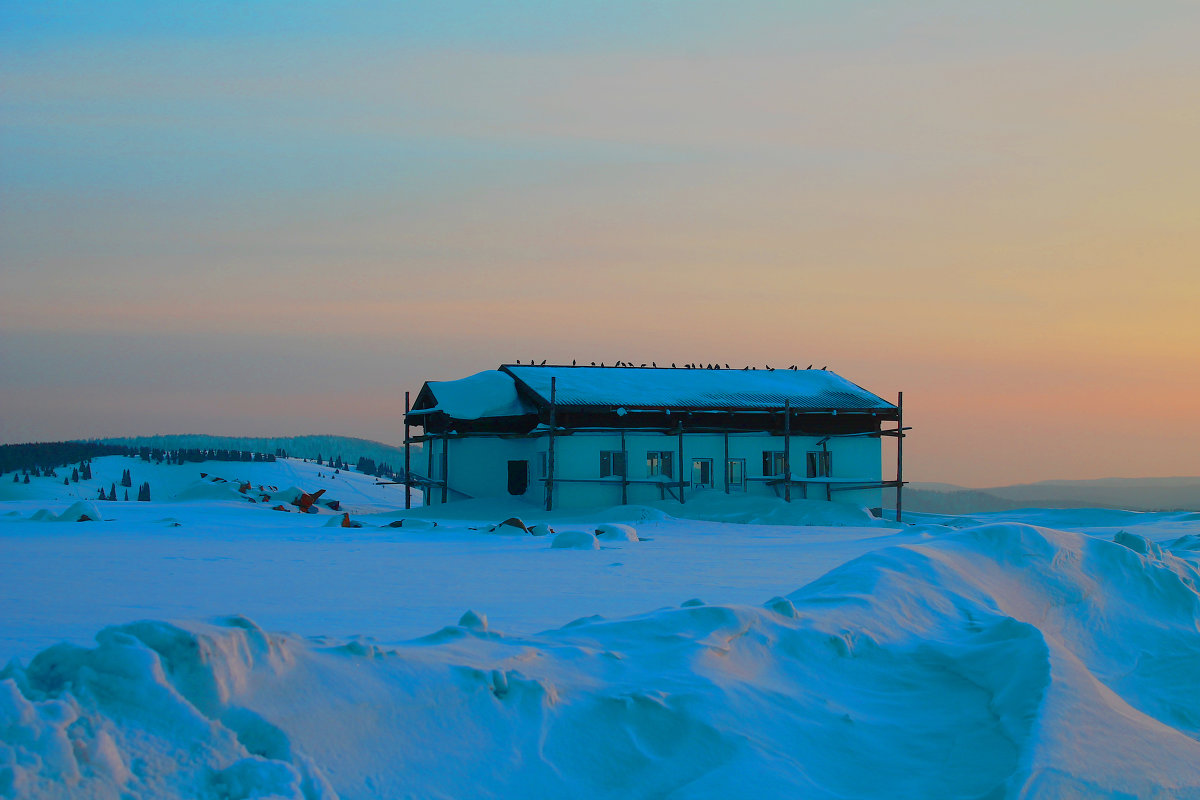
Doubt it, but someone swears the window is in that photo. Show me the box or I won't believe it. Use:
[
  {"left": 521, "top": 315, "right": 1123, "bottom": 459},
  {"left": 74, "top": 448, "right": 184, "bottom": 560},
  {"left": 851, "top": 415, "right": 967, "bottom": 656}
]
[
  {"left": 646, "top": 450, "right": 674, "bottom": 478},
  {"left": 692, "top": 458, "right": 713, "bottom": 488},
  {"left": 726, "top": 458, "right": 746, "bottom": 490},
  {"left": 806, "top": 450, "right": 832, "bottom": 478},
  {"left": 537, "top": 452, "right": 547, "bottom": 478},
  {"left": 762, "top": 451, "right": 786, "bottom": 476},
  {"left": 600, "top": 450, "right": 626, "bottom": 478}
]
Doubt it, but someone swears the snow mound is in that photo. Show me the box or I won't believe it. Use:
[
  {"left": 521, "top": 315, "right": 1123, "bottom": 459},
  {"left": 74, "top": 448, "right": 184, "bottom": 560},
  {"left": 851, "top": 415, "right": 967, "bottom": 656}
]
[
  {"left": 594, "top": 523, "right": 638, "bottom": 542},
  {"left": 172, "top": 480, "right": 248, "bottom": 502},
  {"left": 4, "top": 524, "right": 1200, "bottom": 798},
  {"left": 0, "top": 616, "right": 332, "bottom": 800},
  {"left": 55, "top": 501, "right": 105, "bottom": 523},
  {"left": 382, "top": 517, "right": 437, "bottom": 530},
  {"left": 492, "top": 517, "right": 531, "bottom": 535},
  {"left": 550, "top": 530, "right": 600, "bottom": 550},
  {"left": 657, "top": 492, "right": 888, "bottom": 527}
]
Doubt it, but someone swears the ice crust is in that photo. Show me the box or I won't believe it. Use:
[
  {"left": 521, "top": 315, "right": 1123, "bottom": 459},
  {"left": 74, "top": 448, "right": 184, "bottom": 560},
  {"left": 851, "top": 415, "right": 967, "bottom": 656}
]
[{"left": 4, "top": 523, "right": 1200, "bottom": 799}]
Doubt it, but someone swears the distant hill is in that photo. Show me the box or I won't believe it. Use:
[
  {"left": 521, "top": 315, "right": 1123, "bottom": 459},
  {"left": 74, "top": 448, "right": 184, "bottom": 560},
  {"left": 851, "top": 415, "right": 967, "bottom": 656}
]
[
  {"left": 99, "top": 435, "right": 419, "bottom": 472},
  {"left": 887, "top": 477, "right": 1200, "bottom": 513}
]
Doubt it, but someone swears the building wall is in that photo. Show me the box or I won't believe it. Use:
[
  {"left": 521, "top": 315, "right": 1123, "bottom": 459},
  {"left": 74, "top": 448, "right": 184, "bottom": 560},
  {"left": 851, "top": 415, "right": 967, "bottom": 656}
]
[{"left": 421, "top": 429, "right": 884, "bottom": 511}]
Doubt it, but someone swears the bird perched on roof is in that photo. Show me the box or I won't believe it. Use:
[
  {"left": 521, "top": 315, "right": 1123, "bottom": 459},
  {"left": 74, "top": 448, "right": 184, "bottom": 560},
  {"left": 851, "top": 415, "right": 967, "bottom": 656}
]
[
  {"left": 515, "top": 359, "right": 521, "bottom": 364},
  {"left": 671, "top": 363, "right": 676, "bottom": 368},
  {"left": 807, "top": 364, "right": 813, "bottom": 369},
  {"left": 652, "top": 362, "right": 657, "bottom": 367},
  {"left": 541, "top": 359, "right": 547, "bottom": 365},
  {"left": 591, "top": 361, "right": 596, "bottom": 366},
  {"left": 572, "top": 359, "right": 576, "bottom": 366}
]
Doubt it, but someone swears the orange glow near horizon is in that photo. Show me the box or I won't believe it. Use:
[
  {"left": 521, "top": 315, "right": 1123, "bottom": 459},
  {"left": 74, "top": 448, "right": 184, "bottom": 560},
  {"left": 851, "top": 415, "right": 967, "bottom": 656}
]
[{"left": 2, "top": 3, "right": 1198, "bottom": 486}]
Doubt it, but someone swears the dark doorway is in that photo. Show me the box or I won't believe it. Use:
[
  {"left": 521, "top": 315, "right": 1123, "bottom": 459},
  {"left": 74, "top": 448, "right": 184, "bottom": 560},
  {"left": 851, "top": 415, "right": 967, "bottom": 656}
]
[{"left": 507, "top": 460, "right": 529, "bottom": 495}]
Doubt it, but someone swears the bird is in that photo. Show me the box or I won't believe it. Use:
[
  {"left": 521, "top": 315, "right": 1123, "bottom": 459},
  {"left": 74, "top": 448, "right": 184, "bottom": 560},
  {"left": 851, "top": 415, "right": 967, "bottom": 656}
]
[
  {"left": 591, "top": 361, "right": 596, "bottom": 366},
  {"left": 572, "top": 359, "right": 576, "bottom": 366},
  {"left": 807, "top": 364, "right": 812, "bottom": 369},
  {"left": 652, "top": 361, "right": 657, "bottom": 367},
  {"left": 725, "top": 364, "right": 730, "bottom": 369},
  {"left": 671, "top": 363, "right": 676, "bottom": 368},
  {"left": 540, "top": 359, "right": 547, "bottom": 365},
  {"left": 641, "top": 363, "right": 647, "bottom": 367},
  {"left": 821, "top": 365, "right": 827, "bottom": 370},
  {"left": 600, "top": 362, "right": 605, "bottom": 367},
  {"left": 789, "top": 365, "right": 796, "bottom": 370}
]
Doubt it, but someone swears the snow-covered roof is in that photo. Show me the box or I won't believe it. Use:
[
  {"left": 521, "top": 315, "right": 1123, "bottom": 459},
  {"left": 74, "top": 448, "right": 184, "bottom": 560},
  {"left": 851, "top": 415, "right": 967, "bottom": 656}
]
[
  {"left": 416, "top": 370, "right": 536, "bottom": 420},
  {"left": 503, "top": 365, "right": 894, "bottom": 412}
]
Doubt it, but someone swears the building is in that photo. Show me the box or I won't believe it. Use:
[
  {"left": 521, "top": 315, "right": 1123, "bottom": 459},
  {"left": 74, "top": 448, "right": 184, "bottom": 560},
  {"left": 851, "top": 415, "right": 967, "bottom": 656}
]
[{"left": 402, "top": 364, "right": 907, "bottom": 515}]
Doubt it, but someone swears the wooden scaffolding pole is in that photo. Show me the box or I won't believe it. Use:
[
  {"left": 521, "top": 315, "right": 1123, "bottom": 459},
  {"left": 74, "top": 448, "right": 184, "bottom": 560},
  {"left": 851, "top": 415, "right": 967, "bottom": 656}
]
[
  {"left": 620, "top": 428, "right": 628, "bottom": 506},
  {"left": 783, "top": 400, "right": 792, "bottom": 503},
  {"left": 426, "top": 425, "right": 434, "bottom": 506},
  {"left": 440, "top": 432, "right": 448, "bottom": 504},
  {"left": 676, "top": 421, "right": 686, "bottom": 504},
  {"left": 896, "top": 391, "right": 904, "bottom": 522},
  {"left": 545, "top": 377, "right": 557, "bottom": 512},
  {"left": 822, "top": 438, "right": 832, "bottom": 501},
  {"left": 723, "top": 430, "right": 730, "bottom": 494},
  {"left": 403, "top": 391, "right": 411, "bottom": 510}
]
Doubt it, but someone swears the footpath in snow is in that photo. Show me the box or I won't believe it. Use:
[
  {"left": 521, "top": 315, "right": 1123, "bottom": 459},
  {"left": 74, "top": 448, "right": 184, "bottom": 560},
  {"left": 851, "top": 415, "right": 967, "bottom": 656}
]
[{"left": 2, "top": 456, "right": 1200, "bottom": 799}]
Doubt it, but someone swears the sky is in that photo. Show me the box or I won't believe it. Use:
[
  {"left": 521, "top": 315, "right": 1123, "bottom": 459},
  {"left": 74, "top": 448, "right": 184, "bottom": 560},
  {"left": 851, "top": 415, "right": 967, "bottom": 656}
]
[{"left": 2, "top": 1, "right": 1198, "bottom": 487}]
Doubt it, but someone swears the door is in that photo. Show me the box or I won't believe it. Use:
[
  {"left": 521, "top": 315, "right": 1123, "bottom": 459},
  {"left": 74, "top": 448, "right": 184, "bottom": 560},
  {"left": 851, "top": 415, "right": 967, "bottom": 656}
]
[
  {"left": 507, "top": 460, "right": 529, "bottom": 495},
  {"left": 692, "top": 458, "right": 713, "bottom": 489}
]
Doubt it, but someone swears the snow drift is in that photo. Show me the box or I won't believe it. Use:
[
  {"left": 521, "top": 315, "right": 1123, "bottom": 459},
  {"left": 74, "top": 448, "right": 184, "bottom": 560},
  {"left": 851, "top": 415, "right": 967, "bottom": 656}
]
[{"left": 4, "top": 523, "right": 1200, "bottom": 799}]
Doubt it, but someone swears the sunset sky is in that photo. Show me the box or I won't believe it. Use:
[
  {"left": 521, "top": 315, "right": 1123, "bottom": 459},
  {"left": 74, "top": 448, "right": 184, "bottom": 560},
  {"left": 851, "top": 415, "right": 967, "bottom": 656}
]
[{"left": 2, "top": 1, "right": 1198, "bottom": 487}]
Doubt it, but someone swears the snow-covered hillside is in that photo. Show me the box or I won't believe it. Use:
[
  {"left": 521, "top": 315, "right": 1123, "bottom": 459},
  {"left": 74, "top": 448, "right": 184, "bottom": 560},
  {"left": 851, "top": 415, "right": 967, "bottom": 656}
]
[{"left": 3, "top": 456, "right": 1199, "bottom": 799}]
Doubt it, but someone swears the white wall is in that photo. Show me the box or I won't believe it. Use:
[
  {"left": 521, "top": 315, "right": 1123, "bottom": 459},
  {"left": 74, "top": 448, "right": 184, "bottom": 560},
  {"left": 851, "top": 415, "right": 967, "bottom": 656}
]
[{"left": 423, "top": 429, "right": 885, "bottom": 511}]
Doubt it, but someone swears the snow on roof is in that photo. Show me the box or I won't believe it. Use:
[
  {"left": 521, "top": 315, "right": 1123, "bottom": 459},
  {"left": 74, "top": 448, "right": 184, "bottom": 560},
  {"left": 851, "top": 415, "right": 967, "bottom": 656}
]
[
  {"left": 503, "top": 365, "right": 895, "bottom": 412},
  {"left": 420, "top": 370, "right": 537, "bottom": 420}
]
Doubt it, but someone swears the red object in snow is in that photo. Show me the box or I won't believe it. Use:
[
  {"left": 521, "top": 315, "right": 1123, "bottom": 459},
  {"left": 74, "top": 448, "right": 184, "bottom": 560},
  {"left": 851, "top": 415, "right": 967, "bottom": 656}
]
[{"left": 295, "top": 489, "right": 327, "bottom": 512}]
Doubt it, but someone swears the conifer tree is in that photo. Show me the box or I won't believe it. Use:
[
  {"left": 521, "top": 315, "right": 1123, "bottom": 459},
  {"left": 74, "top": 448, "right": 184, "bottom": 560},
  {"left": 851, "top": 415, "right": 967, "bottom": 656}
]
[
  {"left": 12, "top": 474, "right": 18, "bottom": 483},
  {"left": 65, "top": 477, "right": 70, "bottom": 486},
  {"left": 121, "top": 469, "right": 132, "bottom": 488},
  {"left": 99, "top": 487, "right": 106, "bottom": 500},
  {"left": 124, "top": 489, "right": 129, "bottom": 501},
  {"left": 22, "top": 474, "right": 29, "bottom": 484},
  {"left": 71, "top": 468, "right": 79, "bottom": 482},
  {"left": 109, "top": 482, "right": 117, "bottom": 501},
  {"left": 137, "top": 482, "right": 151, "bottom": 501}
]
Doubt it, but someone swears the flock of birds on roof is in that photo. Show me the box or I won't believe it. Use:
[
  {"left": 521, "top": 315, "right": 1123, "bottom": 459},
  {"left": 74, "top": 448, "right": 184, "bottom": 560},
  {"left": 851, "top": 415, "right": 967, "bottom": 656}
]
[{"left": 512, "top": 360, "right": 828, "bottom": 371}]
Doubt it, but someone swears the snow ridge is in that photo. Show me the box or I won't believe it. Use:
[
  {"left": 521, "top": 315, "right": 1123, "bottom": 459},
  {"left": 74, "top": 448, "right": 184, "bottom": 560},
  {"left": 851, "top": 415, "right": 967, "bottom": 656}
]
[{"left": 4, "top": 523, "right": 1200, "bottom": 798}]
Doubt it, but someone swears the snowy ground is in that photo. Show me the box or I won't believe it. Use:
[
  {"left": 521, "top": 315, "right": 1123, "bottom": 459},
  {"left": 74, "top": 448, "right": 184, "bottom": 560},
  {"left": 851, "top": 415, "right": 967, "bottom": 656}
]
[{"left": 2, "top": 456, "right": 1199, "bottom": 799}]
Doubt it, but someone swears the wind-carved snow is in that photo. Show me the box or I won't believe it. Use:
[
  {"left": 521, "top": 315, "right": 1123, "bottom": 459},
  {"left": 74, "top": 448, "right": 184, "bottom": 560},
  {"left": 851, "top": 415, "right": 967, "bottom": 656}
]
[{"left": 4, "top": 522, "right": 1200, "bottom": 799}]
